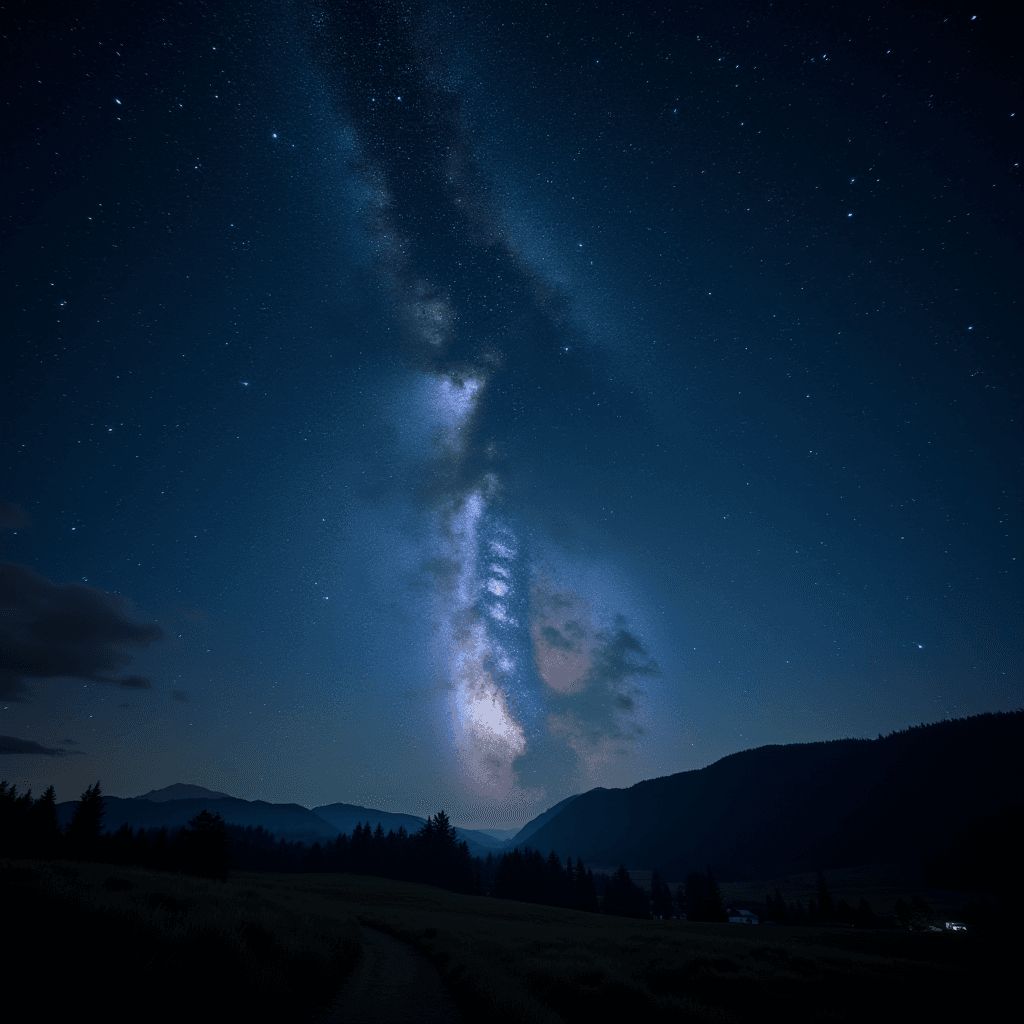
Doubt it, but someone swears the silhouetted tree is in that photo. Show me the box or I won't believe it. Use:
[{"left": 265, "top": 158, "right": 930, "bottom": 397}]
[
  {"left": 602, "top": 864, "right": 650, "bottom": 918},
  {"left": 110, "top": 823, "right": 136, "bottom": 866},
  {"left": 685, "top": 867, "right": 726, "bottom": 922},
  {"left": 30, "top": 785, "right": 60, "bottom": 859},
  {"left": 650, "top": 870, "right": 674, "bottom": 918},
  {"left": 575, "top": 859, "right": 600, "bottom": 913},
  {"left": 65, "top": 781, "right": 105, "bottom": 861},
  {"left": 854, "top": 898, "right": 878, "bottom": 928},
  {"left": 765, "top": 889, "right": 788, "bottom": 924},
  {"left": 0, "top": 782, "right": 34, "bottom": 857},
  {"left": 180, "top": 809, "right": 231, "bottom": 881},
  {"left": 896, "top": 895, "right": 936, "bottom": 931}
]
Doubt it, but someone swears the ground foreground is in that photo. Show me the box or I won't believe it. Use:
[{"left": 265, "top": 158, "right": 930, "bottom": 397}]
[{"left": 3, "top": 861, "right": 1010, "bottom": 1023}]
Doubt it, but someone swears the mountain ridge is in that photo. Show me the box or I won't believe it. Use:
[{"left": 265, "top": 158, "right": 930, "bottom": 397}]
[{"left": 52, "top": 712, "right": 1022, "bottom": 880}]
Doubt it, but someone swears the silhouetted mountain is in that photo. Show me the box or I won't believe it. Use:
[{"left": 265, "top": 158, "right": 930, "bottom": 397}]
[
  {"left": 311, "top": 801, "right": 427, "bottom": 838},
  {"left": 310, "top": 801, "right": 497, "bottom": 858},
  {"left": 474, "top": 827, "right": 521, "bottom": 842},
  {"left": 514, "top": 712, "right": 1023, "bottom": 884},
  {"left": 52, "top": 790, "right": 500, "bottom": 858},
  {"left": 134, "top": 783, "right": 231, "bottom": 802},
  {"left": 510, "top": 792, "right": 582, "bottom": 848},
  {"left": 56, "top": 795, "right": 340, "bottom": 845}
]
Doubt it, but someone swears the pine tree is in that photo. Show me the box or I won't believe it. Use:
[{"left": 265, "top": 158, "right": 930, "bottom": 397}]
[
  {"left": 181, "top": 809, "right": 231, "bottom": 881},
  {"left": 705, "top": 866, "right": 725, "bottom": 922},
  {"left": 29, "top": 785, "right": 60, "bottom": 859},
  {"left": 66, "top": 781, "right": 105, "bottom": 861},
  {"left": 651, "top": 870, "right": 673, "bottom": 918},
  {"left": 0, "top": 782, "right": 39, "bottom": 857},
  {"left": 854, "top": 898, "right": 878, "bottom": 929}
]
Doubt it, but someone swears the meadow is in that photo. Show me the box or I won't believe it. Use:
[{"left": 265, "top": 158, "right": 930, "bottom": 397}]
[{"left": 3, "top": 858, "right": 1008, "bottom": 1023}]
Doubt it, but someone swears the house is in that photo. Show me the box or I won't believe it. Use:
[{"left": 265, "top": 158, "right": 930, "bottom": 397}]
[{"left": 727, "top": 908, "right": 759, "bottom": 924}]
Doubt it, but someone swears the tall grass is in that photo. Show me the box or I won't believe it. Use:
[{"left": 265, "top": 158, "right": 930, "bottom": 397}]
[
  {"left": 235, "top": 871, "right": 1006, "bottom": 1024},
  {"left": 5, "top": 863, "right": 1006, "bottom": 1023},
  {"left": 1, "top": 860, "right": 362, "bottom": 1021}
]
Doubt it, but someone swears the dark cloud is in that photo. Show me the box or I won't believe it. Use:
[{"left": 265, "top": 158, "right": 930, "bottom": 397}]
[
  {"left": 0, "top": 562, "right": 162, "bottom": 701},
  {"left": 584, "top": 618, "right": 662, "bottom": 690},
  {"left": 417, "top": 556, "right": 462, "bottom": 598},
  {"left": 0, "top": 501, "right": 32, "bottom": 531},
  {"left": 171, "top": 690, "right": 190, "bottom": 702},
  {"left": 0, "top": 735, "right": 84, "bottom": 756},
  {"left": 541, "top": 625, "right": 577, "bottom": 651},
  {"left": 62, "top": 738, "right": 77, "bottom": 744}
]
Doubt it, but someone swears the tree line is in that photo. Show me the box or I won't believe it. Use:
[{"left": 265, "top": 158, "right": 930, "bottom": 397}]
[
  {"left": 0, "top": 778, "right": 733, "bottom": 918},
  {"left": 8, "top": 779, "right": 972, "bottom": 927}
]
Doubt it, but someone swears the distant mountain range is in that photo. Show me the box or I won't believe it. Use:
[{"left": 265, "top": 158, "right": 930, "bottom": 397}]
[
  {"left": 55, "top": 711, "right": 1022, "bottom": 883},
  {"left": 55, "top": 786, "right": 509, "bottom": 858}
]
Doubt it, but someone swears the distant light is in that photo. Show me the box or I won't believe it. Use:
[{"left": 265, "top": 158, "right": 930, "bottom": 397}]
[{"left": 115, "top": 98, "right": 121, "bottom": 104}]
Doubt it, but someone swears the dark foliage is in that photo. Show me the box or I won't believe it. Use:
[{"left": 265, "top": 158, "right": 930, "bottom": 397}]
[
  {"left": 601, "top": 864, "right": 652, "bottom": 918},
  {"left": 683, "top": 867, "right": 726, "bottom": 922},
  {"left": 490, "top": 845, "right": 601, "bottom": 913}
]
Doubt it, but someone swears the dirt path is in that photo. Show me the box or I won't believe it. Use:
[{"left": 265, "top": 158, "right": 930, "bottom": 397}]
[{"left": 317, "top": 925, "right": 462, "bottom": 1023}]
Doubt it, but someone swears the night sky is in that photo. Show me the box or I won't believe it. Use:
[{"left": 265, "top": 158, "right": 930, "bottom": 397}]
[{"left": 2, "top": 1, "right": 1020, "bottom": 828}]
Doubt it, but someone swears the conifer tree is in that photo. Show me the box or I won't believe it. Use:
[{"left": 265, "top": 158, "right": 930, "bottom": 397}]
[
  {"left": 854, "top": 898, "right": 878, "bottom": 929},
  {"left": 66, "top": 781, "right": 105, "bottom": 861},
  {"left": 651, "top": 870, "right": 673, "bottom": 918},
  {"left": 181, "top": 809, "right": 231, "bottom": 881},
  {"left": 705, "top": 866, "right": 725, "bottom": 922},
  {"left": 30, "top": 785, "right": 60, "bottom": 859}
]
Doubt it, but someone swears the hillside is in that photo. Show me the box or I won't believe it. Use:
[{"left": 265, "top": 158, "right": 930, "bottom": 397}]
[{"left": 513, "top": 711, "right": 1023, "bottom": 883}]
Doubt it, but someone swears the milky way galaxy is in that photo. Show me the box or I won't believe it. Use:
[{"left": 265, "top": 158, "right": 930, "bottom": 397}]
[
  {"left": 302, "top": 2, "right": 662, "bottom": 814},
  {"left": 2, "top": 0, "right": 1017, "bottom": 823}
]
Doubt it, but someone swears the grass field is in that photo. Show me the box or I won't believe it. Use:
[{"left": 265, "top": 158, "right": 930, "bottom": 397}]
[
  {"left": 238, "top": 869, "right": 1009, "bottom": 1023},
  {"left": 3, "top": 860, "right": 1009, "bottom": 1023}
]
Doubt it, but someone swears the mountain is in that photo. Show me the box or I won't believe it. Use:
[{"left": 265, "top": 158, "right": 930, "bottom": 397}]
[
  {"left": 54, "top": 790, "right": 501, "bottom": 857},
  {"left": 510, "top": 711, "right": 1024, "bottom": 883},
  {"left": 509, "top": 791, "right": 582, "bottom": 848},
  {"left": 474, "top": 827, "right": 521, "bottom": 842},
  {"left": 309, "top": 803, "right": 511, "bottom": 858},
  {"left": 56, "top": 795, "right": 341, "bottom": 846},
  {"left": 310, "top": 801, "right": 427, "bottom": 838},
  {"left": 134, "top": 783, "right": 231, "bottom": 802}
]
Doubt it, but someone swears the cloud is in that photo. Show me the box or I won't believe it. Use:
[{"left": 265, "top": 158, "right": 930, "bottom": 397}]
[
  {"left": 417, "top": 555, "right": 462, "bottom": 598},
  {"left": 0, "top": 562, "right": 163, "bottom": 701},
  {"left": 534, "top": 580, "right": 661, "bottom": 782},
  {"left": 0, "top": 735, "right": 84, "bottom": 756},
  {"left": 171, "top": 690, "right": 190, "bottom": 702},
  {"left": 583, "top": 616, "right": 661, "bottom": 690},
  {"left": 0, "top": 501, "right": 32, "bottom": 531}
]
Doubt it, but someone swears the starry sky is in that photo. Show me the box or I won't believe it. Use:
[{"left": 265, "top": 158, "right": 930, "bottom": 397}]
[{"left": 2, "top": 0, "right": 1020, "bottom": 828}]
